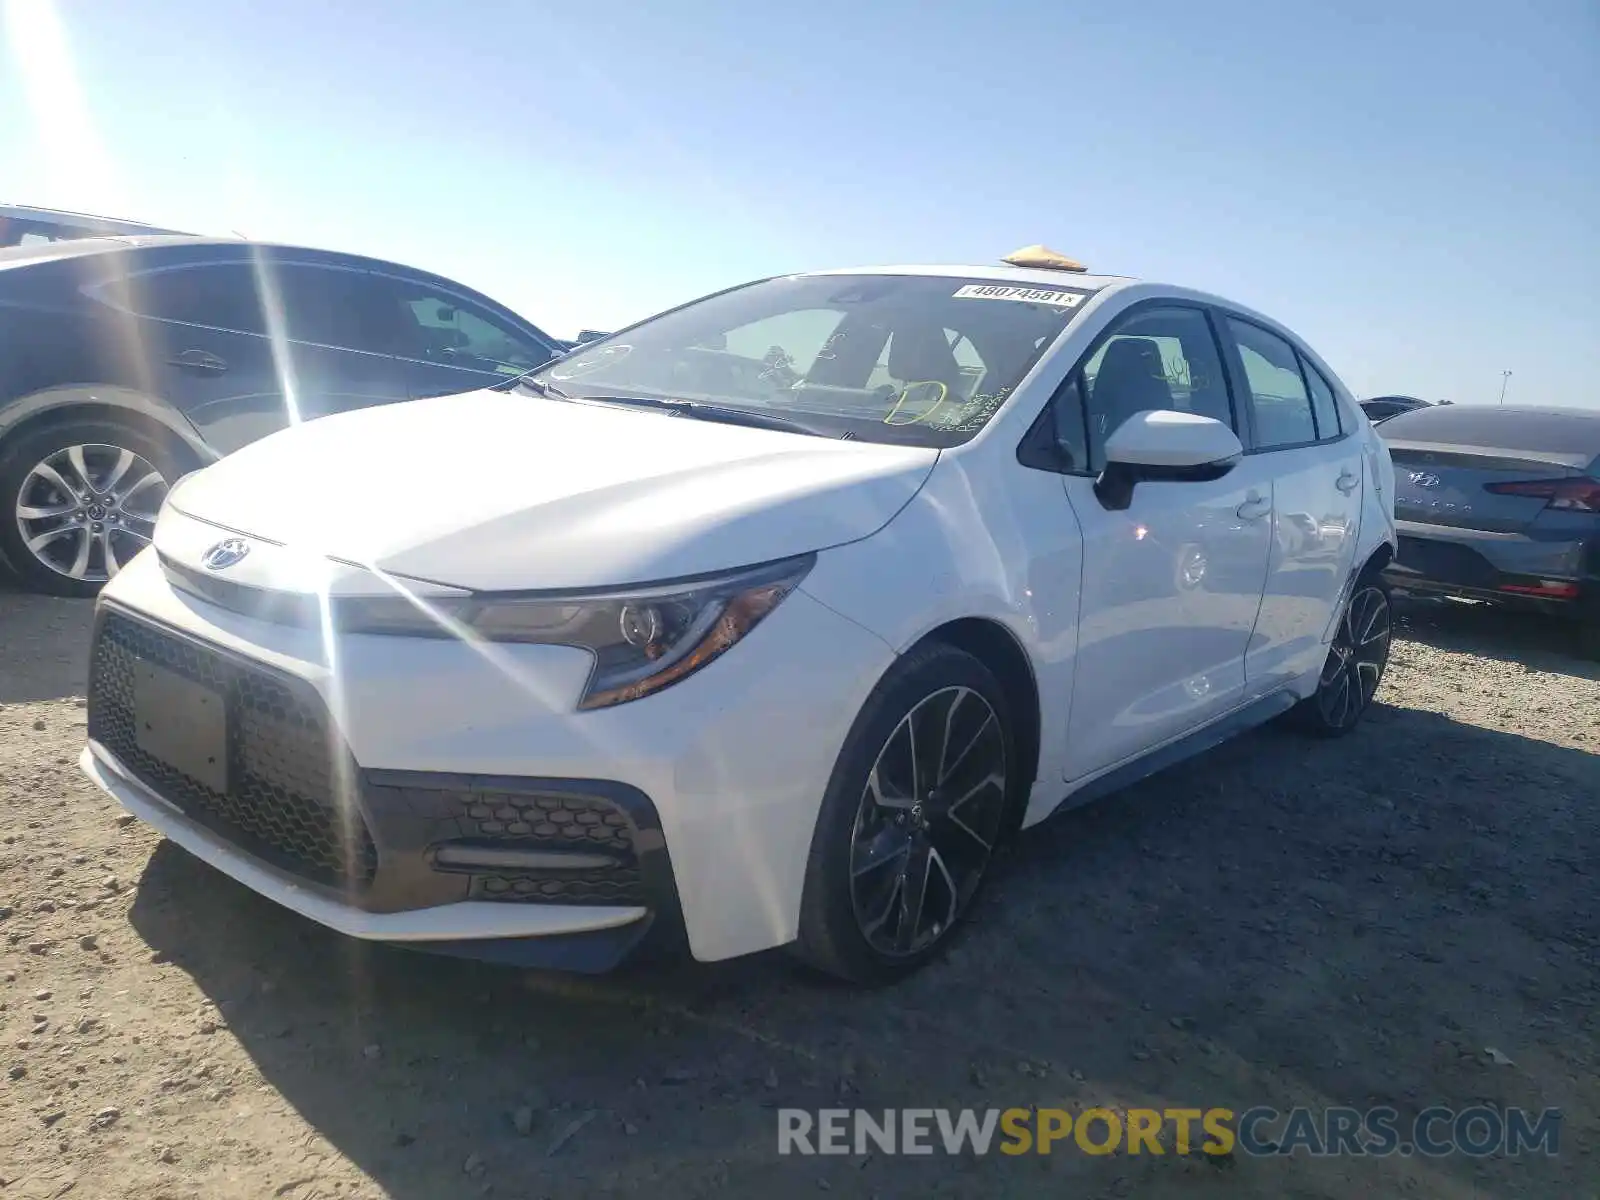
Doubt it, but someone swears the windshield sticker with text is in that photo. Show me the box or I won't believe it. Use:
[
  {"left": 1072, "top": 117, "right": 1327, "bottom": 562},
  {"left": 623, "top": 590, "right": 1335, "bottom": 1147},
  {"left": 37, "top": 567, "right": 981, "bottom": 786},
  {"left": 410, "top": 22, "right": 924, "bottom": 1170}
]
[{"left": 952, "top": 284, "right": 1087, "bottom": 307}]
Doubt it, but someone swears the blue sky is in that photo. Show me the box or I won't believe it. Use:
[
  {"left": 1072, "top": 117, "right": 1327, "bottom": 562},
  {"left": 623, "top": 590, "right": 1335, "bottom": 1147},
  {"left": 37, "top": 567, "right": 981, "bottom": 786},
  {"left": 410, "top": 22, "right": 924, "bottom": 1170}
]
[{"left": 3, "top": 0, "right": 1596, "bottom": 407}]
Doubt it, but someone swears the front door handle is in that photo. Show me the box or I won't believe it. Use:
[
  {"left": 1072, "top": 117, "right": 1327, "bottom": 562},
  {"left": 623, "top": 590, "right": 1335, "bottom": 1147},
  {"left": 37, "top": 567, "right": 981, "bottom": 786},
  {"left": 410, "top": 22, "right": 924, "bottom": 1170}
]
[
  {"left": 1237, "top": 492, "right": 1272, "bottom": 521},
  {"left": 168, "top": 349, "right": 228, "bottom": 374},
  {"left": 1336, "top": 470, "right": 1360, "bottom": 494}
]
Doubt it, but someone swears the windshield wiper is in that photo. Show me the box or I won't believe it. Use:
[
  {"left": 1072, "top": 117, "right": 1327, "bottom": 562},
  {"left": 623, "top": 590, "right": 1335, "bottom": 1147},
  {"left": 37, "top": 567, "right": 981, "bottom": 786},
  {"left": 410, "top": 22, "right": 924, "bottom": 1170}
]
[
  {"left": 577, "top": 395, "right": 824, "bottom": 436},
  {"left": 502, "top": 374, "right": 571, "bottom": 400}
]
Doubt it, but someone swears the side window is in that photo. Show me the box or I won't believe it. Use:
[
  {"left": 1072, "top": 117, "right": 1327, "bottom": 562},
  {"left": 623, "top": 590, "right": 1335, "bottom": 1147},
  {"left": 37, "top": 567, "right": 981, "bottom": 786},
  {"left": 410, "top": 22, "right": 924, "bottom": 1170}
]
[
  {"left": 366, "top": 276, "right": 548, "bottom": 371},
  {"left": 1300, "top": 355, "right": 1344, "bottom": 440},
  {"left": 401, "top": 293, "right": 547, "bottom": 370},
  {"left": 126, "top": 264, "right": 267, "bottom": 335},
  {"left": 1046, "top": 376, "right": 1091, "bottom": 472},
  {"left": 270, "top": 265, "right": 401, "bottom": 352},
  {"left": 1225, "top": 318, "right": 1317, "bottom": 449},
  {"left": 1081, "top": 306, "right": 1233, "bottom": 470}
]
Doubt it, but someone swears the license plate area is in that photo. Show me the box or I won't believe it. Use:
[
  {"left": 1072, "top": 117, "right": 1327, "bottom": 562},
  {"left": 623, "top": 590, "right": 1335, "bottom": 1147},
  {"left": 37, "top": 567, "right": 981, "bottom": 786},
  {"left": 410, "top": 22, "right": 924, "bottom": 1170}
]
[{"left": 133, "top": 660, "right": 229, "bottom": 794}]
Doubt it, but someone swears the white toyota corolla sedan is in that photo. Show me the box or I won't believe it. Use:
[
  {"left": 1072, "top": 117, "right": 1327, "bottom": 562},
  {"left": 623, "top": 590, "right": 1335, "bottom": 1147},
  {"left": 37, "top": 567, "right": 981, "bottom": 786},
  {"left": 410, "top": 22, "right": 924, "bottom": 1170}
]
[{"left": 80, "top": 247, "right": 1397, "bottom": 982}]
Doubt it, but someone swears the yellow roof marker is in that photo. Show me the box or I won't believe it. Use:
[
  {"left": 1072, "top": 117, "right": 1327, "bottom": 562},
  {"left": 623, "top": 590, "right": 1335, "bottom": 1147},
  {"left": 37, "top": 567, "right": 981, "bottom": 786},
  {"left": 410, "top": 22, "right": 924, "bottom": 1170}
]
[{"left": 1001, "top": 245, "right": 1088, "bottom": 273}]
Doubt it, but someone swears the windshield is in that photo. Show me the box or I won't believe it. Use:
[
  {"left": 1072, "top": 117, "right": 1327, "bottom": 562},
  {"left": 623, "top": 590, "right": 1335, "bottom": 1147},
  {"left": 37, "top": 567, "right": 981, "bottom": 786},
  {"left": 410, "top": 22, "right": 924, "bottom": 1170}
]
[{"left": 527, "top": 273, "right": 1095, "bottom": 446}]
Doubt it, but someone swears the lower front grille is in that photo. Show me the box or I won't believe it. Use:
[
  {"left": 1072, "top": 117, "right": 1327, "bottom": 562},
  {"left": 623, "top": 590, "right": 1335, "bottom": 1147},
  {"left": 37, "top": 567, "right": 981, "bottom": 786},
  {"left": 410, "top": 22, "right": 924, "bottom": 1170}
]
[
  {"left": 361, "top": 773, "right": 649, "bottom": 906},
  {"left": 88, "top": 608, "right": 377, "bottom": 889},
  {"left": 468, "top": 867, "right": 644, "bottom": 904},
  {"left": 454, "top": 787, "right": 643, "bottom": 903}
]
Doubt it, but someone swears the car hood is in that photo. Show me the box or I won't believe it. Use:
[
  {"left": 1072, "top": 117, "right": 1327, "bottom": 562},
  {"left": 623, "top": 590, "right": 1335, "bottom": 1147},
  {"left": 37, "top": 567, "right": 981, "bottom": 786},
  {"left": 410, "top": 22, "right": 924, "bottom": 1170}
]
[{"left": 167, "top": 390, "right": 939, "bottom": 591}]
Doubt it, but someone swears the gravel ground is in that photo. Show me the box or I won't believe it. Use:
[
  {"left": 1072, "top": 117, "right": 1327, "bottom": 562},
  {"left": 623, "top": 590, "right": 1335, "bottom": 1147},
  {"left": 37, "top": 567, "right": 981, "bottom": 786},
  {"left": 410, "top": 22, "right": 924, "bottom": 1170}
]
[{"left": 1, "top": 584, "right": 1595, "bottom": 1199}]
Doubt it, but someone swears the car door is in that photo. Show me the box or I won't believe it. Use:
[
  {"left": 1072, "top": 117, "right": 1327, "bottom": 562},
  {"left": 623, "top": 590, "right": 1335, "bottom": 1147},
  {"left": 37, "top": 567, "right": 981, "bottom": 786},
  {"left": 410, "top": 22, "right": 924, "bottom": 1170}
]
[
  {"left": 1219, "top": 316, "right": 1363, "bottom": 689},
  {"left": 102, "top": 259, "right": 412, "bottom": 456},
  {"left": 1056, "top": 302, "right": 1276, "bottom": 779},
  {"left": 255, "top": 261, "right": 415, "bottom": 424},
  {"left": 95, "top": 260, "right": 287, "bottom": 456},
  {"left": 363, "top": 272, "right": 557, "bottom": 399}
]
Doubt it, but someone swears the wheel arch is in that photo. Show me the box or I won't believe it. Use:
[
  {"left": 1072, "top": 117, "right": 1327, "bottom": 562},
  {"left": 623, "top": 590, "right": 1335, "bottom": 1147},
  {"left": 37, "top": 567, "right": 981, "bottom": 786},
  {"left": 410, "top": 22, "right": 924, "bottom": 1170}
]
[
  {"left": 0, "top": 385, "right": 212, "bottom": 475},
  {"left": 906, "top": 616, "right": 1041, "bottom": 836},
  {"left": 1360, "top": 539, "right": 1394, "bottom": 578}
]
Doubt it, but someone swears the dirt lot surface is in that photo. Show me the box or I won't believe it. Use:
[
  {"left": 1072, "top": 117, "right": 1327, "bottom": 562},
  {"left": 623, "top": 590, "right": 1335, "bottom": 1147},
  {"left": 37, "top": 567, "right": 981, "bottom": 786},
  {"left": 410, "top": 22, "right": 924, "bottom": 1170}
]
[{"left": 1, "top": 584, "right": 1596, "bottom": 1199}]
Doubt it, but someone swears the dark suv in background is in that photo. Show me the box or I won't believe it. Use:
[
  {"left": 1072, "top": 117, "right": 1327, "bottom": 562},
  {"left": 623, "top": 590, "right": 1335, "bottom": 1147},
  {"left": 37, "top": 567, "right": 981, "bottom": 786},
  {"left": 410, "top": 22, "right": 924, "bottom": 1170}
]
[{"left": 0, "top": 236, "right": 562, "bottom": 595}]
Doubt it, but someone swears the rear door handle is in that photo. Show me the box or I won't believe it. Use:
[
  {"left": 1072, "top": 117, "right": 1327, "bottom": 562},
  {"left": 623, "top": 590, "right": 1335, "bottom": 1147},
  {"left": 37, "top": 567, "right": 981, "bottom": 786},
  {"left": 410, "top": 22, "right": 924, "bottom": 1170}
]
[
  {"left": 168, "top": 349, "right": 228, "bottom": 373},
  {"left": 1336, "top": 470, "right": 1360, "bottom": 494},
  {"left": 1237, "top": 492, "right": 1272, "bottom": 521}
]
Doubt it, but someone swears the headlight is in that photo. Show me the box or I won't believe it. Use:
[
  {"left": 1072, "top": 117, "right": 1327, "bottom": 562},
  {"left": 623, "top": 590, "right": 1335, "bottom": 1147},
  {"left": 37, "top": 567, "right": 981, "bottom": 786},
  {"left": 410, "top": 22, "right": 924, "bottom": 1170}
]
[{"left": 335, "top": 555, "right": 814, "bottom": 710}]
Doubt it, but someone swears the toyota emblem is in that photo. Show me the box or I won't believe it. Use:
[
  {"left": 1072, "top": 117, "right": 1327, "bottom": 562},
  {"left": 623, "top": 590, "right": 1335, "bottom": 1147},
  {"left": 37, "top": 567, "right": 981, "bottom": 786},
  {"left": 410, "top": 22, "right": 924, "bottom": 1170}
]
[
  {"left": 201, "top": 538, "right": 251, "bottom": 570},
  {"left": 1408, "top": 471, "right": 1442, "bottom": 489}
]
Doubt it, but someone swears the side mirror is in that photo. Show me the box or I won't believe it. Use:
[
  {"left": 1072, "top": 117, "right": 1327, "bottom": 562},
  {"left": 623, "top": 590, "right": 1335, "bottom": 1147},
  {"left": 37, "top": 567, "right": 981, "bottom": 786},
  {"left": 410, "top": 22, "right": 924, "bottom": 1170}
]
[{"left": 1095, "top": 410, "right": 1243, "bottom": 511}]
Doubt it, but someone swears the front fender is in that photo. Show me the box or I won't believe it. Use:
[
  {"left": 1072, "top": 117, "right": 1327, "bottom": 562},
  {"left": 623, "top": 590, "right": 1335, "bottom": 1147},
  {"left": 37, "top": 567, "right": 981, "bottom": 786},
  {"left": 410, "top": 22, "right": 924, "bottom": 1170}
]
[
  {"left": 799, "top": 451, "right": 1082, "bottom": 805},
  {"left": 0, "top": 384, "right": 214, "bottom": 465}
]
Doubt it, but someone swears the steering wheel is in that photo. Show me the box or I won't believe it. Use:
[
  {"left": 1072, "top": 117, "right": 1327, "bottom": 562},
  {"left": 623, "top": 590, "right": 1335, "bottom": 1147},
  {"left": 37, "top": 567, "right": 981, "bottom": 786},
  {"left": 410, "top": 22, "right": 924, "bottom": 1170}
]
[{"left": 883, "top": 380, "right": 951, "bottom": 426}]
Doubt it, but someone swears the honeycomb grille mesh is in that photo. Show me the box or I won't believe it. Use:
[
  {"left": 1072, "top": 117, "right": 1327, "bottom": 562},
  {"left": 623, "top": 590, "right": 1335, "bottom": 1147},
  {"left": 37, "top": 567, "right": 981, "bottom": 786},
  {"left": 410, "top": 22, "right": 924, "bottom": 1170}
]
[
  {"left": 463, "top": 793, "right": 633, "bottom": 852},
  {"left": 88, "top": 611, "right": 377, "bottom": 889},
  {"left": 457, "top": 791, "right": 641, "bottom": 904},
  {"left": 468, "top": 868, "right": 644, "bottom": 904}
]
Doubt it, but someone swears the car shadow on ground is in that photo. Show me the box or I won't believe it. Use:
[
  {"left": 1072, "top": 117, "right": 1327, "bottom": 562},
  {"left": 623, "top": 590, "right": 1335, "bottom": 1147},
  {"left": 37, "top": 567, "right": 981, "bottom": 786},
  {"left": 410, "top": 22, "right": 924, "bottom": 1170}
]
[
  {"left": 125, "top": 700, "right": 1597, "bottom": 1199},
  {"left": 1393, "top": 593, "right": 1598, "bottom": 682}
]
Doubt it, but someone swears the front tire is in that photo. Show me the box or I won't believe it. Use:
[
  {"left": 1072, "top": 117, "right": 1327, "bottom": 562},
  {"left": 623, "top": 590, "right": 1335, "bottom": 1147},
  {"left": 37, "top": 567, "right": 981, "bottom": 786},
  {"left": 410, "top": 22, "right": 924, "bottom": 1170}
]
[
  {"left": 1286, "top": 575, "right": 1393, "bottom": 736},
  {"left": 791, "top": 644, "right": 1016, "bottom": 984},
  {"left": 0, "top": 416, "right": 182, "bottom": 597}
]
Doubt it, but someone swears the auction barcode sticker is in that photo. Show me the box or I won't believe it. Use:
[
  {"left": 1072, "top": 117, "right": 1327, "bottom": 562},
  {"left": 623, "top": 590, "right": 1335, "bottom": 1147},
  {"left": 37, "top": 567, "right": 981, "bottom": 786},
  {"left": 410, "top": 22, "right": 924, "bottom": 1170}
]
[{"left": 952, "top": 284, "right": 1087, "bottom": 307}]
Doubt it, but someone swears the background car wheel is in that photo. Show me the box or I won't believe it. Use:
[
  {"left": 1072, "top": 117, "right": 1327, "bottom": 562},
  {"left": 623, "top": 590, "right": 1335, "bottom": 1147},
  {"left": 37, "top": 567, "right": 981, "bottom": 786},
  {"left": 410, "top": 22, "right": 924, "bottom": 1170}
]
[
  {"left": 1286, "top": 573, "right": 1393, "bottom": 737},
  {"left": 791, "top": 643, "right": 1017, "bottom": 984},
  {"left": 0, "top": 416, "right": 184, "bottom": 598}
]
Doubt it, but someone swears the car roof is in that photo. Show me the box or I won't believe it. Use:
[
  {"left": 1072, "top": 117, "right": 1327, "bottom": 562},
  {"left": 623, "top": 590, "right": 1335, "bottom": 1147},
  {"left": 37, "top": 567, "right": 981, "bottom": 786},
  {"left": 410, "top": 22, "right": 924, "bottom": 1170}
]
[
  {"left": 794, "top": 263, "right": 1335, "bottom": 362},
  {"left": 802, "top": 262, "right": 1134, "bottom": 292},
  {"left": 795, "top": 262, "right": 1303, "bottom": 324},
  {"left": 0, "top": 203, "right": 185, "bottom": 235},
  {"left": 1380, "top": 403, "right": 1600, "bottom": 467},
  {"left": 0, "top": 234, "right": 560, "bottom": 344},
  {"left": 0, "top": 234, "right": 472, "bottom": 290}
]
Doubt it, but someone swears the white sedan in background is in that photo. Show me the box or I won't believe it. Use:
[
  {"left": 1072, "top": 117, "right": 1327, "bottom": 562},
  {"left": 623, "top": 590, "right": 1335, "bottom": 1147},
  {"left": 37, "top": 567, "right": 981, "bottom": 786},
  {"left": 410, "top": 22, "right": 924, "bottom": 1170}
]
[{"left": 80, "top": 247, "right": 1396, "bottom": 983}]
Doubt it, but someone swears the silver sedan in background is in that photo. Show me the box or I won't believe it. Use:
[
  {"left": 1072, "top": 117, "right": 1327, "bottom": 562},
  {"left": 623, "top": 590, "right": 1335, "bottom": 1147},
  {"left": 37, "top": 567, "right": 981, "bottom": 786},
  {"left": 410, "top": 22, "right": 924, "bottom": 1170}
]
[{"left": 1380, "top": 403, "right": 1600, "bottom": 658}]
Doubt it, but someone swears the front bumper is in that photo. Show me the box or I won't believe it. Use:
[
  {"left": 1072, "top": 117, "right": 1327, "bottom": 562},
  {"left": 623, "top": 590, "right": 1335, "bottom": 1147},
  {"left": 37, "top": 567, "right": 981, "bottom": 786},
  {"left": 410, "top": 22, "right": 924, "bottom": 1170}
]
[
  {"left": 81, "top": 743, "right": 662, "bottom": 971},
  {"left": 80, "top": 548, "right": 897, "bottom": 966}
]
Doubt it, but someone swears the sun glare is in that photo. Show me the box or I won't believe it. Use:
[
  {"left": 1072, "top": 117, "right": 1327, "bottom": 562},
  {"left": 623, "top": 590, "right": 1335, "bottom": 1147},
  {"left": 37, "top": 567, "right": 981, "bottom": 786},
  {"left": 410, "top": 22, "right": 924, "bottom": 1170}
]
[{"left": 3, "top": 0, "right": 127, "bottom": 211}]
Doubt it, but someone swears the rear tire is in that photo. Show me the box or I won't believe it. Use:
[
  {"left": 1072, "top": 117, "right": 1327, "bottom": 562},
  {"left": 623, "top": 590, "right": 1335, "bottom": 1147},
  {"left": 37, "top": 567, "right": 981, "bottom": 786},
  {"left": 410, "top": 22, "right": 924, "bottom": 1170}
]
[
  {"left": 0, "top": 415, "right": 186, "bottom": 598},
  {"left": 790, "top": 643, "right": 1017, "bottom": 985},
  {"left": 1286, "top": 574, "right": 1393, "bottom": 737}
]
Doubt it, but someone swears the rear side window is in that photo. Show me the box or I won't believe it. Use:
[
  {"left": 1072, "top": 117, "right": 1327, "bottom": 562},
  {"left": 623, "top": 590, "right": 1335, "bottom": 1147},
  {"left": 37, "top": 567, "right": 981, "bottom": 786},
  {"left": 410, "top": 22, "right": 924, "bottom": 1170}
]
[
  {"left": 124, "top": 264, "right": 267, "bottom": 335},
  {"left": 1300, "top": 356, "right": 1344, "bottom": 439},
  {"left": 1225, "top": 318, "right": 1317, "bottom": 449}
]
